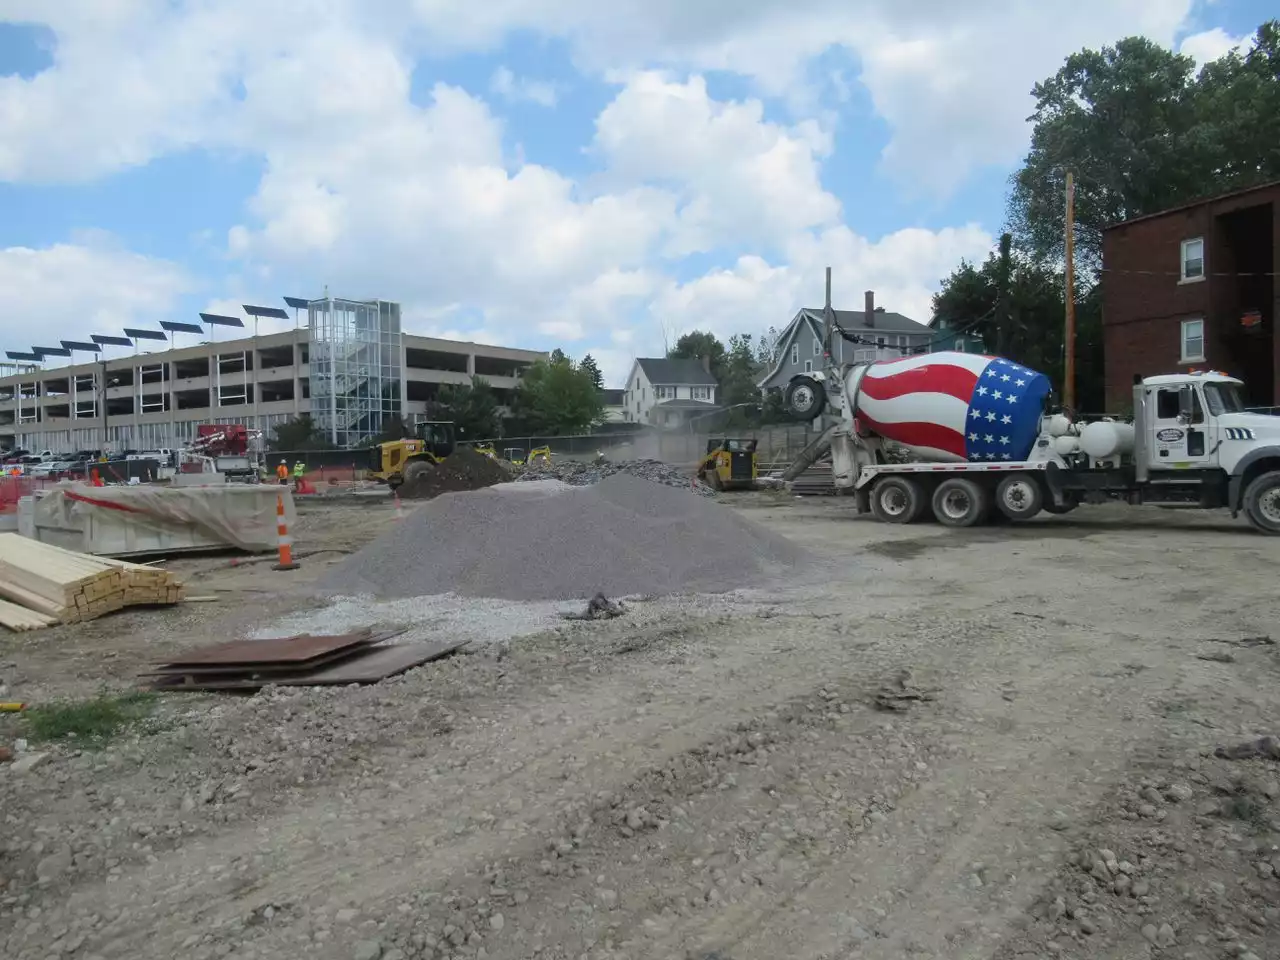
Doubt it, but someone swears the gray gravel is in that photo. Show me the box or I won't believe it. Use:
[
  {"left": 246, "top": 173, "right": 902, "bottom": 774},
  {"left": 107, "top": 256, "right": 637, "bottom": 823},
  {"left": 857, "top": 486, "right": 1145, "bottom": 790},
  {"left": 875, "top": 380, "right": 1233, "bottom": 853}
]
[
  {"left": 516, "top": 458, "right": 717, "bottom": 496},
  {"left": 316, "top": 472, "right": 807, "bottom": 601}
]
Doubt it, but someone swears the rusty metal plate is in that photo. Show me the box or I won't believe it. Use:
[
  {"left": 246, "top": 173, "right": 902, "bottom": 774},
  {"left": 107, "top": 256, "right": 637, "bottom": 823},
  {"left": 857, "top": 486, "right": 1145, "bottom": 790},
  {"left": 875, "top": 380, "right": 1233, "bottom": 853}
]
[
  {"left": 150, "top": 637, "right": 466, "bottom": 692},
  {"left": 140, "top": 630, "right": 405, "bottom": 679},
  {"left": 156, "top": 628, "right": 376, "bottom": 668}
]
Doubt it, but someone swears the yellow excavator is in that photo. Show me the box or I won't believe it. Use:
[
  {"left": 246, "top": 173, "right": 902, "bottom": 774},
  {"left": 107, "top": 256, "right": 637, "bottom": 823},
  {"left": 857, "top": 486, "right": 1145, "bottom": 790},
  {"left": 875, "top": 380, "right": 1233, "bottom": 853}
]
[
  {"left": 369, "top": 420, "right": 457, "bottom": 490},
  {"left": 696, "top": 437, "right": 758, "bottom": 491},
  {"left": 502, "top": 445, "right": 552, "bottom": 466}
]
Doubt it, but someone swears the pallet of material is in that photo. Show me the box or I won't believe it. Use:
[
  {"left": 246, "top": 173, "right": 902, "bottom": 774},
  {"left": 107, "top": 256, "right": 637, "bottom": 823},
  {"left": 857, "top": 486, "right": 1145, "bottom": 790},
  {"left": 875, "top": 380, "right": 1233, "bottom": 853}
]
[{"left": 0, "top": 533, "right": 185, "bottom": 629}]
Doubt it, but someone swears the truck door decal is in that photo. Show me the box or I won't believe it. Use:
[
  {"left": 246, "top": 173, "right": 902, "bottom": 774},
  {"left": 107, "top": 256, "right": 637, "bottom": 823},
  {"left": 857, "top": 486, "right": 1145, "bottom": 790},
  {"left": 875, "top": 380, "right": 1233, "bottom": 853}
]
[{"left": 1156, "top": 428, "right": 1183, "bottom": 443}]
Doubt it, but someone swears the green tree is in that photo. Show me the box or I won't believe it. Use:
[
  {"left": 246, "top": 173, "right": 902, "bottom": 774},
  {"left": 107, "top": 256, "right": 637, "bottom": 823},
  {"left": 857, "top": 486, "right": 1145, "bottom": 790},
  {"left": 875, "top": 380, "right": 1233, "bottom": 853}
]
[
  {"left": 511, "top": 356, "right": 604, "bottom": 435},
  {"left": 579, "top": 353, "right": 604, "bottom": 390},
  {"left": 1008, "top": 21, "right": 1280, "bottom": 268},
  {"left": 366, "top": 415, "right": 411, "bottom": 445},
  {"left": 268, "top": 414, "right": 335, "bottom": 451},
  {"left": 754, "top": 326, "right": 783, "bottom": 367},
  {"left": 721, "top": 334, "right": 763, "bottom": 410},
  {"left": 668, "top": 331, "right": 727, "bottom": 381},
  {"left": 437, "top": 375, "right": 502, "bottom": 441}
]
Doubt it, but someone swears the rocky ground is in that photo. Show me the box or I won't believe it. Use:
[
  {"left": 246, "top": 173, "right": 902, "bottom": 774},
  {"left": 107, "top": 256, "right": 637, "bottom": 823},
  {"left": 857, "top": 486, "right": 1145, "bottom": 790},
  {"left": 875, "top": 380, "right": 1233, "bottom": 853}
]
[{"left": 2, "top": 491, "right": 1279, "bottom": 960}]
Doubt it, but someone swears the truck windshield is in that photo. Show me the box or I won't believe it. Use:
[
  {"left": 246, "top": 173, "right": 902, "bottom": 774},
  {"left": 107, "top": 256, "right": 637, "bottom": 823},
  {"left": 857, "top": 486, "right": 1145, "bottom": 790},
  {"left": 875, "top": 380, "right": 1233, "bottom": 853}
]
[{"left": 1203, "top": 382, "right": 1246, "bottom": 415}]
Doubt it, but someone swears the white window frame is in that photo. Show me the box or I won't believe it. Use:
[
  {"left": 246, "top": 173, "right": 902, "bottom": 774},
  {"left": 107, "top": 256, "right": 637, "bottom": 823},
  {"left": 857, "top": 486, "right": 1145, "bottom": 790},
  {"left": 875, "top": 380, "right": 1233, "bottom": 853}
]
[
  {"left": 812, "top": 339, "right": 821, "bottom": 356},
  {"left": 790, "top": 343, "right": 799, "bottom": 364},
  {"left": 690, "top": 385, "right": 711, "bottom": 401},
  {"left": 804, "top": 360, "right": 813, "bottom": 373},
  {"left": 1180, "top": 318, "right": 1205, "bottom": 363},
  {"left": 954, "top": 338, "right": 966, "bottom": 352},
  {"left": 1180, "top": 238, "right": 1205, "bottom": 283}
]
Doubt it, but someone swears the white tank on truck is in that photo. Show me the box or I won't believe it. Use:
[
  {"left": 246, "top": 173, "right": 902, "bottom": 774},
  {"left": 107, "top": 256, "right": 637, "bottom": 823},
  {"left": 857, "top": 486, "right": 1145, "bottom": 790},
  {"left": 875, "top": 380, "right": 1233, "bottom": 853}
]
[{"left": 782, "top": 342, "right": 1280, "bottom": 534}]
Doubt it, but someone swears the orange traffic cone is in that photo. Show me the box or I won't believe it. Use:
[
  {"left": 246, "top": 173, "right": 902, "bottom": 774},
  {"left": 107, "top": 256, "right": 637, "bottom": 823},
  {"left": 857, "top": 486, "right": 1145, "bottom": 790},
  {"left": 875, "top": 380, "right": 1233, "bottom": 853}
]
[{"left": 272, "top": 493, "right": 299, "bottom": 571}]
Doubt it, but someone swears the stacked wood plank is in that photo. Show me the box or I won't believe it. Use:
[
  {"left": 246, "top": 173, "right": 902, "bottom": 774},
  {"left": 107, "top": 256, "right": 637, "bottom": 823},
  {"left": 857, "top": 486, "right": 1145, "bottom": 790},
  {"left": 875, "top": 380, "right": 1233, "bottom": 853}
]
[{"left": 0, "top": 534, "right": 185, "bottom": 631}]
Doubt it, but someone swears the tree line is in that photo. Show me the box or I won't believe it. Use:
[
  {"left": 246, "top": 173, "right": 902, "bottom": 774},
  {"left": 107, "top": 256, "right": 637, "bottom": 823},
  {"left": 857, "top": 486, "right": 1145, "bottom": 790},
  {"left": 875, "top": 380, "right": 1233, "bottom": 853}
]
[{"left": 934, "top": 19, "right": 1278, "bottom": 413}]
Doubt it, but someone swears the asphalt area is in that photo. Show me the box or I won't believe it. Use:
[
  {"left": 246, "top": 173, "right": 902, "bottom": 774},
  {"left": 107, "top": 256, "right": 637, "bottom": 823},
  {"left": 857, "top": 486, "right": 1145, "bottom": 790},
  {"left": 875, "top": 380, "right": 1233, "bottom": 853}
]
[{"left": 2, "top": 491, "right": 1279, "bottom": 960}]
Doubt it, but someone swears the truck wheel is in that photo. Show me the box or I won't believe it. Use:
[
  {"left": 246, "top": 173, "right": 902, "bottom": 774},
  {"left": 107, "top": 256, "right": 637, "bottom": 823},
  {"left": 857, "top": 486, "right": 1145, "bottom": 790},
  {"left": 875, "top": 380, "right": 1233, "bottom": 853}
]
[
  {"left": 784, "top": 376, "right": 827, "bottom": 421},
  {"left": 869, "top": 476, "right": 926, "bottom": 523},
  {"left": 995, "top": 474, "right": 1044, "bottom": 521},
  {"left": 931, "top": 478, "right": 989, "bottom": 528},
  {"left": 1242, "top": 470, "right": 1280, "bottom": 535},
  {"left": 402, "top": 460, "right": 433, "bottom": 486}
]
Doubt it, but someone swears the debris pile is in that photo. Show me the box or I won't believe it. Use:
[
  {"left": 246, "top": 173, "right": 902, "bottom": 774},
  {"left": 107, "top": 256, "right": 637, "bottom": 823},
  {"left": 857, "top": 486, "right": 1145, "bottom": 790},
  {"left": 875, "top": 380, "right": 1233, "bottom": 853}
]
[
  {"left": 320, "top": 472, "right": 807, "bottom": 601},
  {"left": 516, "top": 457, "right": 716, "bottom": 496},
  {"left": 399, "top": 447, "right": 513, "bottom": 500}
]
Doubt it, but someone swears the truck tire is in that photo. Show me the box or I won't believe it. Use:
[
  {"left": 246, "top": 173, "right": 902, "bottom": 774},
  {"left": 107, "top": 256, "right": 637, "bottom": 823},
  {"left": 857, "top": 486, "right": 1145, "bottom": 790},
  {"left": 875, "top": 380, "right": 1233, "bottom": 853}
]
[
  {"left": 869, "top": 476, "right": 926, "bottom": 524},
  {"left": 402, "top": 459, "right": 433, "bottom": 487},
  {"left": 931, "top": 477, "right": 989, "bottom": 528},
  {"left": 1242, "top": 470, "right": 1280, "bottom": 535},
  {"left": 995, "top": 474, "right": 1044, "bottom": 521},
  {"left": 784, "top": 376, "right": 827, "bottom": 421}
]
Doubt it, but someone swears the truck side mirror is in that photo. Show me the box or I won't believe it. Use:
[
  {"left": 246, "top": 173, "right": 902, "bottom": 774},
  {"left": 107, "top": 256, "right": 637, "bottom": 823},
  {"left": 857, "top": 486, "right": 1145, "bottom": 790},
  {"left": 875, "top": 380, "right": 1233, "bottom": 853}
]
[{"left": 1177, "top": 386, "right": 1194, "bottom": 423}]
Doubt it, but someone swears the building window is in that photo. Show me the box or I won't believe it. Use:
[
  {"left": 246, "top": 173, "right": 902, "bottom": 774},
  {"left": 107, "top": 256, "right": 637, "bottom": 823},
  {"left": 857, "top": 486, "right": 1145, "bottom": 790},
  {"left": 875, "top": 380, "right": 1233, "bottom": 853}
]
[
  {"left": 1181, "top": 238, "right": 1204, "bottom": 282},
  {"left": 813, "top": 339, "right": 821, "bottom": 356},
  {"left": 1181, "top": 318, "right": 1205, "bottom": 363},
  {"left": 790, "top": 343, "right": 799, "bottom": 364},
  {"left": 804, "top": 360, "right": 813, "bottom": 373},
  {"left": 954, "top": 338, "right": 966, "bottom": 352},
  {"left": 690, "top": 386, "right": 711, "bottom": 400},
  {"left": 854, "top": 349, "right": 874, "bottom": 363}
]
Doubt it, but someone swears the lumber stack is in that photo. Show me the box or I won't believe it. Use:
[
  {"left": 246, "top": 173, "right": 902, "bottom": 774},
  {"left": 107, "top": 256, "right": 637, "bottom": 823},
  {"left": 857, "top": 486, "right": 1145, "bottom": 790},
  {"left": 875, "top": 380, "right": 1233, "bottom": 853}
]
[{"left": 0, "top": 534, "right": 185, "bottom": 631}]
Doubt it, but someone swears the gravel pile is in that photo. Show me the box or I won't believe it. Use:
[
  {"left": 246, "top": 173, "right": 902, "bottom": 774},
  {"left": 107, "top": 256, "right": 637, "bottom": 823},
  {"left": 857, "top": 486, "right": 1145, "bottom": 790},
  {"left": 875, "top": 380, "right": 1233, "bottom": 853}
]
[
  {"left": 516, "top": 458, "right": 716, "bottom": 497},
  {"left": 319, "top": 472, "right": 806, "bottom": 601},
  {"left": 399, "top": 447, "right": 512, "bottom": 500}
]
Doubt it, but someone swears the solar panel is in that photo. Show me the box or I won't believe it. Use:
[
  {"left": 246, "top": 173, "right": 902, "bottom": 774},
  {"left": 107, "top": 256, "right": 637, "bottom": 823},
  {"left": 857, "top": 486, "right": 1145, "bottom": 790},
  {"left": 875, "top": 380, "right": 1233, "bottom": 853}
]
[
  {"left": 243, "top": 304, "right": 290, "bottom": 320},
  {"left": 123, "top": 328, "right": 168, "bottom": 341},
  {"left": 199, "top": 312, "right": 245, "bottom": 327},
  {"left": 283, "top": 296, "right": 311, "bottom": 309},
  {"left": 33, "top": 346, "right": 71, "bottom": 357},
  {"left": 5, "top": 351, "right": 40, "bottom": 361},
  {"left": 61, "top": 340, "right": 102, "bottom": 352},
  {"left": 91, "top": 335, "right": 133, "bottom": 347},
  {"left": 160, "top": 320, "right": 204, "bottom": 334}
]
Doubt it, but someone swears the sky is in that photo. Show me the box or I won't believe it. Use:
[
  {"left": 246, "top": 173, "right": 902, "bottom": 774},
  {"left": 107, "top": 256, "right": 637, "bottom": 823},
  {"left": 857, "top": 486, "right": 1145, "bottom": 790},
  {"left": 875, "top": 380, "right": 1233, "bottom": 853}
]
[{"left": 0, "top": 0, "right": 1272, "bottom": 387}]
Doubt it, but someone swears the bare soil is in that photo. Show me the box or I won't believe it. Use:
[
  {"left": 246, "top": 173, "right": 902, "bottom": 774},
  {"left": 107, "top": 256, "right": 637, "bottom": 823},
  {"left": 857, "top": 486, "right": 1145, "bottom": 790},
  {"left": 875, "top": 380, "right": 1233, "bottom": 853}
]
[{"left": 2, "top": 491, "right": 1279, "bottom": 960}]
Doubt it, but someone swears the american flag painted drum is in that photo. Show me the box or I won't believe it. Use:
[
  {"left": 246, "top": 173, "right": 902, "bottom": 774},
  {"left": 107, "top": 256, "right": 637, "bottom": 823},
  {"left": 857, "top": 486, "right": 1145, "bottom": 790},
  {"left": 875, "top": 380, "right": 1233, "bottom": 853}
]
[{"left": 854, "top": 352, "right": 1052, "bottom": 463}]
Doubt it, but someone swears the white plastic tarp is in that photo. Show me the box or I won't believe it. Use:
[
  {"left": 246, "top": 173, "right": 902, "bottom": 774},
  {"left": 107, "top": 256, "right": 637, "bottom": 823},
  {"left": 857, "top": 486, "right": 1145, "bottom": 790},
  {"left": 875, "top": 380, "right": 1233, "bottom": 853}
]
[{"left": 31, "top": 482, "right": 295, "bottom": 554}]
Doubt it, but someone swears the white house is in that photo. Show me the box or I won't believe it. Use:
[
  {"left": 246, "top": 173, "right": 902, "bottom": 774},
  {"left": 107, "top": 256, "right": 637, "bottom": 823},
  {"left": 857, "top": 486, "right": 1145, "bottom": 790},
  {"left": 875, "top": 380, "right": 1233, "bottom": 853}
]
[
  {"left": 756, "top": 291, "right": 933, "bottom": 392},
  {"left": 623, "top": 357, "right": 720, "bottom": 428}
]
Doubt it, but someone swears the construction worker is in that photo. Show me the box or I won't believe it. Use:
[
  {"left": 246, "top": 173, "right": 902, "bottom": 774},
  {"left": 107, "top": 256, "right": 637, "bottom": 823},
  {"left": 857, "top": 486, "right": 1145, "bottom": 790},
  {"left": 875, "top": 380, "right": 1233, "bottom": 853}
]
[
  {"left": 292, "top": 460, "right": 305, "bottom": 490},
  {"left": 276, "top": 459, "right": 289, "bottom": 485}
]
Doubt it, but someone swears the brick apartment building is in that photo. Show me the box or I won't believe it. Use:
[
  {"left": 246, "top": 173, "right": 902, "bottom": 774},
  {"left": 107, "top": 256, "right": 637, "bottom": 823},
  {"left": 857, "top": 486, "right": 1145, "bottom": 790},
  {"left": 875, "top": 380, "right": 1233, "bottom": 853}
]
[{"left": 1103, "top": 179, "right": 1280, "bottom": 410}]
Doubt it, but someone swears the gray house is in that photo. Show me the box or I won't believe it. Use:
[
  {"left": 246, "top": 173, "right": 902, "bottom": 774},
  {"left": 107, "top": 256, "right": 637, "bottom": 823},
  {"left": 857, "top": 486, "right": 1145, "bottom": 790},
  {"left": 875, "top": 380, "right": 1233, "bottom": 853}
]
[{"left": 756, "top": 291, "right": 932, "bottom": 392}]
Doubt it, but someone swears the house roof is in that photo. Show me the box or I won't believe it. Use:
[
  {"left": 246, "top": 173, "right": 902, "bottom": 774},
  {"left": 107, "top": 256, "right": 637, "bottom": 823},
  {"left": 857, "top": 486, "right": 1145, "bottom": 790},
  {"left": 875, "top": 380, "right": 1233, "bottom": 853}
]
[
  {"left": 601, "top": 388, "right": 625, "bottom": 405},
  {"left": 755, "top": 307, "right": 930, "bottom": 388},
  {"left": 635, "top": 357, "right": 718, "bottom": 385},
  {"left": 1103, "top": 178, "right": 1280, "bottom": 231}
]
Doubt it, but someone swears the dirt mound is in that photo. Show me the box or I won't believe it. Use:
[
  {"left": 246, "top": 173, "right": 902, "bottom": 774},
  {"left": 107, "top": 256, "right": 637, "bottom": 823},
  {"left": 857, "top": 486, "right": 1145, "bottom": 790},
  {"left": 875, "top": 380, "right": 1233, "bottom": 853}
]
[
  {"left": 324, "top": 472, "right": 808, "bottom": 600},
  {"left": 516, "top": 457, "right": 716, "bottom": 496},
  {"left": 398, "top": 447, "right": 512, "bottom": 500}
]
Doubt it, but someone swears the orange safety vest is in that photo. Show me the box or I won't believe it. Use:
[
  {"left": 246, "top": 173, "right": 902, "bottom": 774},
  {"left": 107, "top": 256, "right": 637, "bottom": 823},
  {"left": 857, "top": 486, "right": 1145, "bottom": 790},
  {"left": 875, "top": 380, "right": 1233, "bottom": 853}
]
[{"left": 276, "top": 463, "right": 289, "bottom": 480}]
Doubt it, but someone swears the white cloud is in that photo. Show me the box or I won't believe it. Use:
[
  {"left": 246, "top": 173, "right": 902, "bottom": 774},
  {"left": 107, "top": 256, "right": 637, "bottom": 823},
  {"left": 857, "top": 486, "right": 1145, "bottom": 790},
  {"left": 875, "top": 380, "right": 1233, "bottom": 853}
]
[
  {"left": 489, "top": 66, "right": 560, "bottom": 106},
  {"left": 1178, "top": 27, "right": 1254, "bottom": 67},
  {"left": 0, "top": 237, "right": 190, "bottom": 347}
]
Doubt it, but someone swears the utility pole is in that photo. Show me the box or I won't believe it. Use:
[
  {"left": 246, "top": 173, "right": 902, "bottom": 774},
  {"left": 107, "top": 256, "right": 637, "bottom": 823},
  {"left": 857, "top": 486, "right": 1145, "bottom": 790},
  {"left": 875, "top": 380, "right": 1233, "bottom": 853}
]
[{"left": 1063, "top": 171, "right": 1076, "bottom": 413}]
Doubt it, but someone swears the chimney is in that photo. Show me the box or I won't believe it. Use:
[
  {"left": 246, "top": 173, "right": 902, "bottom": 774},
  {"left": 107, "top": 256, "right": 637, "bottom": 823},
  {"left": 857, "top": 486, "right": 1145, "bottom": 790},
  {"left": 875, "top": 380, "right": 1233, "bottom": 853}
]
[
  {"left": 865, "top": 290, "right": 875, "bottom": 328},
  {"left": 700, "top": 354, "right": 711, "bottom": 374}
]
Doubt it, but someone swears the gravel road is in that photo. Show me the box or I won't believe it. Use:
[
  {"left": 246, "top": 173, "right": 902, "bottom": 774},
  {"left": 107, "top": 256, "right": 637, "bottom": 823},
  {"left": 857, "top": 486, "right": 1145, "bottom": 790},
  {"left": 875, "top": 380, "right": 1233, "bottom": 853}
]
[{"left": 3, "top": 494, "right": 1279, "bottom": 960}]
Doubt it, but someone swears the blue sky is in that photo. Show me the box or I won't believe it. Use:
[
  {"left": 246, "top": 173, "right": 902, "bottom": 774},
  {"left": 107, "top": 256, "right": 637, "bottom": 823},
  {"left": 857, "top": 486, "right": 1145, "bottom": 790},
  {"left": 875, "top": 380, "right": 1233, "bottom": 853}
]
[{"left": 0, "top": 0, "right": 1272, "bottom": 385}]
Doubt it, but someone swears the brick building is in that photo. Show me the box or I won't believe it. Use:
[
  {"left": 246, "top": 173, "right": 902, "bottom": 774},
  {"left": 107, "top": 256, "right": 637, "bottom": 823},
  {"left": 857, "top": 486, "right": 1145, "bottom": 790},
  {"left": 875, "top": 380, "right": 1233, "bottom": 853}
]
[{"left": 1103, "top": 180, "right": 1280, "bottom": 410}]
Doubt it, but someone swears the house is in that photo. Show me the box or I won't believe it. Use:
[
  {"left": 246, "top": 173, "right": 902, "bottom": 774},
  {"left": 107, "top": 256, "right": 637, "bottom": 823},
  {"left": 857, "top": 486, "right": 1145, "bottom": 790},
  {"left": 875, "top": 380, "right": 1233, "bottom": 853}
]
[
  {"left": 756, "top": 291, "right": 933, "bottom": 392},
  {"left": 927, "top": 316, "right": 985, "bottom": 354},
  {"left": 600, "top": 388, "right": 626, "bottom": 423},
  {"left": 623, "top": 357, "right": 719, "bottom": 428},
  {"left": 1102, "top": 179, "right": 1280, "bottom": 410}
]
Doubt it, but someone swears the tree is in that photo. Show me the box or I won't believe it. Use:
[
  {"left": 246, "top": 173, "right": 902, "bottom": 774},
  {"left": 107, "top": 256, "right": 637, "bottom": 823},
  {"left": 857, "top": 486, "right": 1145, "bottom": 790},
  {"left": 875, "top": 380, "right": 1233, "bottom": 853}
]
[
  {"left": 668, "top": 331, "right": 727, "bottom": 381},
  {"left": 511, "top": 356, "right": 604, "bottom": 435},
  {"left": 268, "top": 414, "right": 335, "bottom": 451},
  {"left": 579, "top": 353, "right": 604, "bottom": 390},
  {"left": 754, "top": 326, "right": 783, "bottom": 367},
  {"left": 368, "top": 415, "right": 411, "bottom": 445},
  {"left": 1008, "top": 21, "right": 1280, "bottom": 268},
  {"left": 720, "top": 334, "right": 763, "bottom": 410},
  {"left": 437, "top": 376, "right": 502, "bottom": 441}
]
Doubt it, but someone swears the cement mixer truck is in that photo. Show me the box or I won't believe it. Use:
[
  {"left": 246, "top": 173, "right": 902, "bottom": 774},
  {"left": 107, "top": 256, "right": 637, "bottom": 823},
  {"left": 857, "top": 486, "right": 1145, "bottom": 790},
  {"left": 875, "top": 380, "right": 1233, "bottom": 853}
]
[{"left": 782, "top": 350, "right": 1280, "bottom": 534}]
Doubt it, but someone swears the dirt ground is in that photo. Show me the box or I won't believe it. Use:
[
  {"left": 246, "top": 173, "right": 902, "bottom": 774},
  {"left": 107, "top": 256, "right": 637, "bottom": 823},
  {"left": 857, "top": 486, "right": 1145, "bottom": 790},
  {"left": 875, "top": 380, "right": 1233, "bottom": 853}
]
[{"left": 3, "top": 491, "right": 1280, "bottom": 960}]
